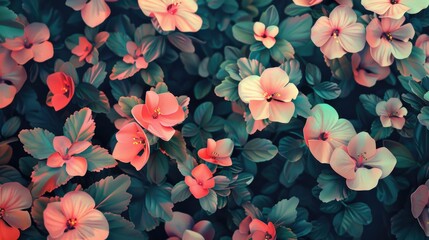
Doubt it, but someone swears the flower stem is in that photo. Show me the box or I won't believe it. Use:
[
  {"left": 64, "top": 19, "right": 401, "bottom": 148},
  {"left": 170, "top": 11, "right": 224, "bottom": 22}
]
[{"left": 0, "top": 137, "right": 19, "bottom": 146}]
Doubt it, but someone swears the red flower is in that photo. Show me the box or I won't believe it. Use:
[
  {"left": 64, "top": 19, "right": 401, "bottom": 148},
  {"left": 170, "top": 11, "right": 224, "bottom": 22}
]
[
  {"left": 184, "top": 164, "right": 215, "bottom": 199},
  {"left": 198, "top": 138, "right": 234, "bottom": 167},
  {"left": 46, "top": 72, "right": 75, "bottom": 111}
]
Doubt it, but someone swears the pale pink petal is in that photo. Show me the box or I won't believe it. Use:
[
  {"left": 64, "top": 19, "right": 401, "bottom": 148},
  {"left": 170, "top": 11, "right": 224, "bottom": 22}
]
[
  {"left": 253, "top": 22, "right": 266, "bottom": 36},
  {"left": 81, "top": 0, "right": 111, "bottom": 28},
  {"left": 364, "top": 147, "right": 396, "bottom": 178},
  {"left": 165, "top": 212, "right": 194, "bottom": 238},
  {"left": 0, "top": 182, "right": 32, "bottom": 211},
  {"left": 311, "top": 17, "right": 333, "bottom": 47},
  {"left": 0, "top": 84, "right": 17, "bottom": 109},
  {"left": 65, "top": 156, "right": 88, "bottom": 177},
  {"left": 391, "top": 23, "right": 415, "bottom": 41},
  {"left": 260, "top": 67, "right": 290, "bottom": 93},
  {"left": 339, "top": 23, "right": 365, "bottom": 53},
  {"left": 391, "top": 117, "right": 405, "bottom": 129},
  {"left": 366, "top": 18, "right": 383, "bottom": 48},
  {"left": 192, "top": 221, "right": 215, "bottom": 240},
  {"left": 329, "top": 6, "right": 357, "bottom": 29},
  {"left": 346, "top": 168, "right": 382, "bottom": 191},
  {"left": 370, "top": 39, "right": 393, "bottom": 67},
  {"left": 0, "top": 219, "right": 20, "bottom": 240},
  {"left": 303, "top": 116, "right": 322, "bottom": 142},
  {"left": 293, "top": 0, "right": 322, "bottom": 7},
  {"left": 262, "top": 37, "right": 276, "bottom": 49},
  {"left": 390, "top": 40, "right": 412, "bottom": 60},
  {"left": 266, "top": 26, "right": 279, "bottom": 37},
  {"left": 94, "top": 32, "right": 109, "bottom": 48},
  {"left": 380, "top": 116, "right": 392, "bottom": 127},
  {"left": 175, "top": 11, "right": 203, "bottom": 32},
  {"left": 206, "top": 138, "right": 216, "bottom": 154},
  {"left": 137, "top": 0, "right": 168, "bottom": 15},
  {"left": 32, "top": 41, "right": 54, "bottom": 62},
  {"left": 3, "top": 211, "right": 31, "bottom": 230},
  {"left": 411, "top": 185, "right": 429, "bottom": 218},
  {"left": 376, "top": 101, "right": 388, "bottom": 116},
  {"left": 26, "top": 23, "right": 50, "bottom": 44},
  {"left": 183, "top": 230, "right": 204, "bottom": 240},
  {"left": 145, "top": 91, "right": 160, "bottom": 112},
  {"left": 68, "top": 141, "right": 91, "bottom": 155},
  {"left": 330, "top": 147, "right": 357, "bottom": 179},
  {"left": 320, "top": 37, "right": 347, "bottom": 59},
  {"left": 381, "top": 17, "right": 405, "bottom": 33},
  {"left": 238, "top": 75, "right": 265, "bottom": 103},
  {"left": 75, "top": 209, "right": 109, "bottom": 239},
  {"left": 43, "top": 202, "right": 67, "bottom": 238},
  {"left": 53, "top": 136, "right": 72, "bottom": 156},
  {"left": 268, "top": 101, "right": 295, "bottom": 123},
  {"left": 307, "top": 139, "right": 333, "bottom": 164},
  {"left": 329, "top": 119, "right": 357, "bottom": 147},
  {"left": 154, "top": 13, "right": 176, "bottom": 32},
  {"left": 346, "top": 132, "right": 376, "bottom": 161},
  {"left": 11, "top": 48, "right": 34, "bottom": 65},
  {"left": 61, "top": 191, "right": 95, "bottom": 220},
  {"left": 47, "top": 152, "right": 66, "bottom": 168},
  {"left": 381, "top": 4, "right": 409, "bottom": 19},
  {"left": 66, "top": 0, "right": 87, "bottom": 10},
  {"left": 361, "top": 0, "right": 390, "bottom": 16},
  {"left": 276, "top": 83, "right": 299, "bottom": 102},
  {"left": 214, "top": 138, "right": 234, "bottom": 157},
  {"left": 417, "top": 210, "right": 429, "bottom": 237},
  {"left": 249, "top": 100, "right": 270, "bottom": 120}
]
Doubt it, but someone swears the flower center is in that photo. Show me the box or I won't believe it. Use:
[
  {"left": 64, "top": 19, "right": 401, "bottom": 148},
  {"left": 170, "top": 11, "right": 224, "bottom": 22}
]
[
  {"left": 318, "top": 132, "right": 330, "bottom": 141},
  {"left": 390, "top": 0, "right": 399, "bottom": 4},
  {"left": 265, "top": 232, "right": 273, "bottom": 239},
  {"left": 65, "top": 218, "right": 77, "bottom": 231},
  {"left": 132, "top": 137, "right": 146, "bottom": 146},
  {"left": 152, "top": 107, "right": 161, "bottom": 119},
  {"left": 383, "top": 32, "right": 394, "bottom": 42},
  {"left": 0, "top": 208, "right": 5, "bottom": 219},
  {"left": 24, "top": 39, "right": 33, "bottom": 49},
  {"left": 0, "top": 79, "right": 12, "bottom": 85},
  {"left": 264, "top": 92, "right": 281, "bottom": 102},
  {"left": 356, "top": 152, "right": 367, "bottom": 168},
  {"left": 197, "top": 181, "right": 203, "bottom": 186},
  {"left": 332, "top": 29, "right": 340, "bottom": 43},
  {"left": 167, "top": 2, "right": 180, "bottom": 15}
]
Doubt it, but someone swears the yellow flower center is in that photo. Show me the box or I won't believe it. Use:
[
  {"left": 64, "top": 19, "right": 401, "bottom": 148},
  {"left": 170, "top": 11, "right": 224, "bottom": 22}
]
[
  {"left": 132, "top": 137, "right": 146, "bottom": 146},
  {"left": 66, "top": 218, "right": 77, "bottom": 231},
  {"left": 152, "top": 107, "right": 161, "bottom": 119}
]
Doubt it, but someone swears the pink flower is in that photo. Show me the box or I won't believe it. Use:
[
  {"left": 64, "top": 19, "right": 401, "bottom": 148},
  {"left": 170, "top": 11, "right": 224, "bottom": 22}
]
[
  {"left": 66, "top": 0, "right": 116, "bottom": 28},
  {"left": 0, "top": 48, "right": 27, "bottom": 109},
  {"left": 361, "top": 0, "right": 429, "bottom": 19},
  {"left": 376, "top": 98, "right": 408, "bottom": 129},
  {"left": 123, "top": 41, "right": 148, "bottom": 70},
  {"left": 293, "top": 0, "right": 352, "bottom": 7},
  {"left": 43, "top": 191, "right": 109, "bottom": 240},
  {"left": 198, "top": 138, "right": 234, "bottom": 167},
  {"left": 2, "top": 23, "right": 54, "bottom": 65},
  {"left": 232, "top": 216, "right": 252, "bottom": 240},
  {"left": 112, "top": 122, "right": 150, "bottom": 171},
  {"left": 131, "top": 91, "right": 186, "bottom": 141},
  {"left": 303, "top": 104, "right": 356, "bottom": 164},
  {"left": 184, "top": 164, "right": 215, "bottom": 199},
  {"left": 411, "top": 179, "right": 429, "bottom": 236},
  {"left": 0, "top": 182, "right": 32, "bottom": 240},
  {"left": 238, "top": 67, "right": 299, "bottom": 123},
  {"left": 366, "top": 17, "right": 415, "bottom": 67},
  {"left": 311, "top": 6, "right": 365, "bottom": 59},
  {"left": 416, "top": 34, "right": 429, "bottom": 73},
  {"left": 249, "top": 219, "right": 276, "bottom": 240},
  {"left": 165, "top": 212, "right": 215, "bottom": 240},
  {"left": 46, "top": 72, "right": 75, "bottom": 111},
  {"left": 253, "top": 22, "right": 279, "bottom": 49},
  {"left": 351, "top": 47, "right": 390, "bottom": 87},
  {"left": 47, "top": 136, "right": 91, "bottom": 176},
  {"left": 71, "top": 32, "right": 109, "bottom": 64},
  {"left": 138, "top": 0, "right": 203, "bottom": 32},
  {"left": 330, "top": 132, "right": 396, "bottom": 191}
]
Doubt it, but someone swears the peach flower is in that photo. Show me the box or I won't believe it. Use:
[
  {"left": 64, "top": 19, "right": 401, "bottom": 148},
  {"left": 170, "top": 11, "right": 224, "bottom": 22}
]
[
  {"left": 47, "top": 136, "right": 91, "bottom": 176},
  {"left": 311, "top": 6, "right": 365, "bottom": 59},
  {"left": 71, "top": 32, "right": 109, "bottom": 64},
  {"left": 253, "top": 22, "right": 279, "bottom": 49},
  {"left": 112, "top": 122, "right": 150, "bottom": 171},
  {"left": 165, "top": 212, "right": 215, "bottom": 240},
  {"left": 293, "top": 0, "right": 352, "bottom": 7},
  {"left": 0, "top": 48, "right": 27, "bottom": 109},
  {"left": 138, "top": 0, "right": 203, "bottom": 32},
  {"left": 2, "top": 22, "right": 54, "bottom": 65},
  {"left": 351, "top": 47, "right": 390, "bottom": 87},
  {"left": 376, "top": 98, "right": 408, "bottom": 129},
  {"left": 303, "top": 104, "right": 356, "bottom": 164},
  {"left": 123, "top": 41, "right": 148, "bottom": 70},
  {"left": 416, "top": 34, "right": 429, "bottom": 73},
  {"left": 43, "top": 191, "right": 109, "bottom": 240},
  {"left": 330, "top": 132, "right": 396, "bottom": 191},
  {"left": 66, "top": 0, "right": 116, "bottom": 28},
  {"left": 411, "top": 179, "right": 429, "bottom": 236},
  {"left": 361, "top": 0, "right": 429, "bottom": 19},
  {"left": 232, "top": 216, "right": 252, "bottom": 240},
  {"left": 366, "top": 17, "right": 415, "bottom": 67},
  {"left": 238, "top": 67, "right": 299, "bottom": 123},
  {"left": 248, "top": 219, "right": 276, "bottom": 240},
  {"left": 132, "top": 91, "right": 186, "bottom": 141},
  {"left": 0, "top": 182, "right": 32, "bottom": 240},
  {"left": 198, "top": 138, "right": 234, "bottom": 167},
  {"left": 46, "top": 72, "right": 75, "bottom": 111},
  {"left": 184, "top": 164, "right": 215, "bottom": 199}
]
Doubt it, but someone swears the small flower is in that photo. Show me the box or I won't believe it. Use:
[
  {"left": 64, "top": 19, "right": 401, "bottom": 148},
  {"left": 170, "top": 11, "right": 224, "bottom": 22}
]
[
  {"left": 351, "top": 47, "right": 390, "bottom": 87},
  {"left": 0, "top": 182, "right": 32, "bottom": 240},
  {"left": 249, "top": 219, "right": 277, "bottom": 240},
  {"left": 411, "top": 179, "right": 429, "bottom": 236},
  {"left": 293, "top": 0, "right": 352, "bottom": 7},
  {"left": 0, "top": 48, "right": 27, "bottom": 109},
  {"left": 112, "top": 122, "right": 150, "bottom": 171},
  {"left": 416, "top": 34, "right": 429, "bottom": 74},
  {"left": 71, "top": 32, "right": 109, "bottom": 64},
  {"left": 311, "top": 6, "right": 365, "bottom": 59},
  {"left": 66, "top": 0, "right": 114, "bottom": 28},
  {"left": 303, "top": 103, "right": 356, "bottom": 164},
  {"left": 46, "top": 72, "right": 76, "bottom": 111},
  {"left": 238, "top": 67, "right": 299, "bottom": 123},
  {"left": 376, "top": 98, "right": 408, "bottom": 129},
  {"left": 138, "top": 0, "right": 203, "bottom": 32},
  {"left": 361, "top": 0, "right": 429, "bottom": 19},
  {"left": 366, "top": 17, "right": 415, "bottom": 67},
  {"left": 43, "top": 191, "right": 109, "bottom": 240},
  {"left": 123, "top": 41, "right": 148, "bottom": 70},
  {"left": 330, "top": 132, "right": 396, "bottom": 191},
  {"left": 253, "top": 22, "right": 279, "bottom": 49},
  {"left": 165, "top": 212, "right": 215, "bottom": 240},
  {"left": 2, "top": 22, "right": 54, "bottom": 65},
  {"left": 232, "top": 216, "right": 252, "bottom": 240},
  {"left": 131, "top": 91, "right": 186, "bottom": 141},
  {"left": 185, "top": 164, "right": 215, "bottom": 199},
  {"left": 198, "top": 138, "right": 234, "bottom": 167},
  {"left": 47, "top": 136, "right": 91, "bottom": 176}
]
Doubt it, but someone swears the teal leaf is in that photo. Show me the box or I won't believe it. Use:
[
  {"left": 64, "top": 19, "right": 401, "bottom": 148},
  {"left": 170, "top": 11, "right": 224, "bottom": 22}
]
[
  {"left": 278, "top": 14, "right": 312, "bottom": 48},
  {"left": 105, "top": 213, "right": 146, "bottom": 240},
  {"left": 82, "top": 62, "right": 107, "bottom": 88},
  {"left": 204, "top": 116, "right": 224, "bottom": 133},
  {"left": 313, "top": 82, "right": 341, "bottom": 100},
  {"left": 147, "top": 151, "right": 169, "bottom": 185},
  {"left": 359, "top": 94, "right": 382, "bottom": 116},
  {"left": 19, "top": 156, "right": 38, "bottom": 177},
  {"left": 267, "top": 197, "right": 299, "bottom": 226},
  {"left": 118, "top": 96, "right": 143, "bottom": 117},
  {"left": 141, "top": 36, "right": 166, "bottom": 62},
  {"left": 167, "top": 32, "right": 195, "bottom": 53},
  {"left": 176, "top": 154, "right": 197, "bottom": 176},
  {"left": 260, "top": 5, "right": 279, "bottom": 26},
  {"left": 145, "top": 185, "right": 174, "bottom": 221},
  {"left": 214, "top": 78, "right": 240, "bottom": 101},
  {"left": 317, "top": 171, "right": 352, "bottom": 203},
  {"left": 106, "top": 32, "right": 131, "bottom": 57},
  {"left": 418, "top": 106, "right": 429, "bottom": 129},
  {"left": 110, "top": 61, "right": 139, "bottom": 80},
  {"left": 396, "top": 47, "right": 427, "bottom": 81},
  {"left": 293, "top": 93, "right": 312, "bottom": 118},
  {"left": 199, "top": 189, "right": 218, "bottom": 214},
  {"left": 1, "top": 116, "right": 21, "bottom": 138},
  {"left": 194, "top": 79, "right": 212, "bottom": 100},
  {"left": 0, "top": 6, "right": 24, "bottom": 41},
  {"left": 280, "top": 59, "right": 302, "bottom": 85},
  {"left": 31, "top": 196, "right": 58, "bottom": 232},
  {"left": 333, "top": 202, "right": 372, "bottom": 238},
  {"left": 305, "top": 63, "right": 321, "bottom": 86},
  {"left": 270, "top": 39, "right": 295, "bottom": 62},
  {"left": 383, "top": 140, "right": 417, "bottom": 168},
  {"left": 18, "top": 128, "right": 55, "bottom": 159},
  {"left": 325, "top": 56, "right": 355, "bottom": 98},
  {"left": 77, "top": 145, "right": 117, "bottom": 172},
  {"left": 278, "top": 137, "right": 304, "bottom": 162},
  {"left": 194, "top": 102, "right": 214, "bottom": 127},
  {"left": 371, "top": 119, "right": 393, "bottom": 140},
  {"left": 237, "top": 58, "right": 264, "bottom": 79},
  {"left": 224, "top": 113, "right": 248, "bottom": 146},
  {"left": 182, "top": 123, "right": 199, "bottom": 137},
  {"left": 391, "top": 209, "right": 428, "bottom": 240},
  {"left": 242, "top": 138, "right": 278, "bottom": 162},
  {"left": 85, "top": 175, "right": 132, "bottom": 214},
  {"left": 31, "top": 162, "right": 72, "bottom": 197},
  {"left": 376, "top": 176, "right": 399, "bottom": 205},
  {"left": 284, "top": 3, "right": 311, "bottom": 16},
  {"left": 232, "top": 21, "right": 255, "bottom": 45},
  {"left": 159, "top": 131, "right": 187, "bottom": 161},
  {"left": 140, "top": 63, "right": 164, "bottom": 86},
  {"left": 129, "top": 198, "right": 160, "bottom": 231},
  {"left": 63, "top": 108, "right": 96, "bottom": 142},
  {"left": 279, "top": 159, "right": 304, "bottom": 188},
  {"left": 0, "top": 165, "right": 27, "bottom": 185},
  {"left": 171, "top": 180, "right": 191, "bottom": 203}
]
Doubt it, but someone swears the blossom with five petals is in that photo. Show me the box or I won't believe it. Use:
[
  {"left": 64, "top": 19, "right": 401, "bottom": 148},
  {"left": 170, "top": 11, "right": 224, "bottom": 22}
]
[
  {"left": 411, "top": 179, "right": 429, "bottom": 236},
  {"left": 375, "top": 98, "right": 408, "bottom": 129},
  {"left": 361, "top": 0, "right": 429, "bottom": 19},
  {"left": 253, "top": 22, "right": 279, "bottom": 49},
  {"left": 184, "top": 164, "right": 215, "bottom": 199},
  {"left": 198, "top": 138, "right": 234, "bottom": 167}
]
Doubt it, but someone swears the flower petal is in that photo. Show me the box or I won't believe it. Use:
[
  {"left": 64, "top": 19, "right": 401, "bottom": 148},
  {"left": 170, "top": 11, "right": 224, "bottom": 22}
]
[
  {"left": 370, "top": 39, "right": 393, "bottom": 67},
  {"left": 43, "top": 202, "right": 67, "bottom": 238},
  {"left": 0, "top": 84, "right": 17, "bottom": 109},
  {"left": 11, "top": 48, "right": 33, "bottom": 65},
  {"left": 311, "top": 17, "right": 333, "bottom": 47},
  {"left": 320, "top": 37, "right": 347, "bottom": 59},
  {"left": 330, "top": 147, "right": 357, "bottom": 179},
  {"left": 192, "top": 164, "right": 213, "bottom": 181},
  {"left": 238, "top": 75, "right": 265, "bottom": 103},
  {"left": 68, "top": 141, "right": 91, "bottom": 155},
  {"left": 32, "top": 41, "right": 54, "bottom": 63},
  {"left": 260, "top": 67, "right": 290, "bottom": 93},
  {"left": 81, "top": 0, "right": 111, "bottom": 27},
  {"left": 346, "top": 132, "right": 376, "bottom": 161},
  {"left": 0, "top": 182, "right": 32, "bottom": 211},
  {"left": 47, "top": 152, "right": 66, "bottom": 168},
  {"left": 268, "top": 101, "right": 295, "bottom": 123},
  {"left": 175, "top": 11, "right": 203, "bottom": 32},
  {"left": 25, "top": 23, "right": 50, "bottom": 44},
  {"left": 411, "top": 185, "right": 429, "bottom": 218},
  {"left": 249, "top": 99, "right": 270, "bottom": 120},
  {"left": 0, "top": 219, "right": 20, "bottom": 240},
  {"left": 253, "top": 22, "right": 266, "bottom": 36},
  {"left": 53, "top": 136, "right": 72, "bottom": 157},
  {"left": 61, "top": 191, "right": 96, "bottom": 220},
  {"left": 364, "top": 147, "right": 396, "bottom": 178},
  {"left": 307, "top": 139, "right": 333, "bottom": 164},
  {"left": 65, "top": 156, "right": 88, "bottom": 177},
  {"left": 192, "top": 220, "right": 215, "bottom": 240},
  {"left": 76, "top": 208, "right": 109, "bottom": 239},
  {"left": 339, "top": 23, "right": 365, "bottom": 53},
  {"left": 3, "top": 210, "right": 31, "bottom": 230},
  {"left": 346, "top": 167, "right": 382, "bottom": 191},
  {"left": 183, "top": 230, "right": 205, "bottom": 240},
  {"left": 214, "top": 138, "right": 234, "bottom": 157},
  {"left": 165, "top": 212, "right": 194, "bottom": 238},
  {"left": 329, "top": 6, "right": 357, "bottom": 29}
]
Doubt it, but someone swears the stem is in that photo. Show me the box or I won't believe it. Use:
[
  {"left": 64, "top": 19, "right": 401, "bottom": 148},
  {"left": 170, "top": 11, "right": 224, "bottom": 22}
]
[{"left": 0, "top": 137, "right": 19, "bottom": 146}]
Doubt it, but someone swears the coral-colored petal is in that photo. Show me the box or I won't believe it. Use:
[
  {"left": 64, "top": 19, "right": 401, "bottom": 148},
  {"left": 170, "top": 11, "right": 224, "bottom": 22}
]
[
  {"left": 3, "top": 210, "right": 31, "bottom": 230},
  {"left": 51, "top": 94, "right": 71, "bottom": 111},
  {"left": 307, "top": 139, "right": 333, "bottom": 164},
  {"left": 147, "top": 122, "right": 175, "bottom": 141},
  {"left": 346, "top": 132, "right": 376, "bottom": 161},
  {"left": 47, "top": 72, "right": 67, "bottom": 95},
  {"left": 68, "top": 141, "right": 91, "bottom": 155},
  {"left": 61, "top": 191, "right": 95, "bottom": 220},
  {"left": 26, "top": 23, "right": 50, "bottom": 44},
  {"left": 131, "top": 104, "right": 149, "bottom": 129},
  {"left": 238, "top": 75, "right": 265, "bottom": 103},
  {"left": 154, "top": 13, "right": 176, "bottom": 32},
  {"left": 53, "top": 136, "right": 72, "bottom": 156},
  {"left": 192, "top": 164, "right": 213, "bottom": 181},
  {"left": 94, "top": 32, "right": 109, "bottom": 48},
  {"left": 411, "top": 185, "right": 429, "bottom": 218},
  {"left": 175, "top": 11, "right": 203, "bottom": 33},
  {"left": 145, "top": 91, "right": 160, "bottom": 113},
  {"left": 130, "top": 152, "right": 150, "bottom": 171},
  {"left": 206, "top": 138, "right": 216, "bottom": 155},
  {"left": 249, "top": 219, "right": 268, "bottom": 233},
  {"left": 268, "top": 101, "right": 295, "bottom": 123},
  {"left": 189, "top": 185, "right": 209, "bottom": 199},
  {"left": 81, "top": 0, "right": 111, "bottom": 28},
  {"left": 330, "top": 147, "right": 357, "bottom": 179},
  {"left": 135, "top": 57, "right": 148, "bottom": 69},
  {"left": 417, "top": 210, "right": 429, "bottom": 237},
  {"left": 65, "top": 157, "right": 88, "bottom": 177},
  {"left": 203, "top": 178, "right": 215, "bottom": 189},
  {"left": 391, "top": 117, "right": 405, "bottom": 130},
  {"left": 47, "top": 152, "right": 66, "bottom": 168},
  {"left": 158, "top": 92, "right": 180, "bottom": 115},
  {"left": 43, "top": 202, "right": 67, "bottom": 238},
  {"left": 365, "top": 147, "right": 396, "bottom": 178},
  {"left": 112, "top": 142, "right": 143, "bottom": 163},
  {"left": 165, "top": 212, "right": 194, "bottom": 238},
  {"left": 0, "top": 84, "right": 17, "bottom": 109},
  {"left": 11, "top": 48, "right": 33, "bottom": 65},
  {"left": 266, "top": 26, "right": 279, "bottom": 38},
  {"left": 249, "top": 99, "right": 270, "bottom": 120},
  {"left": 262, "top": 37, "right": 276, "bottom": 49},
  {"left": 2, "top": 38, "right": 24, "bottom": 51},
  {"left": 76, "top": 209, "right": 109, "bottom": 239},
  {"left": 32, "top": 41, "right": 54, "bottom": 62},
  {"left": 346, "top": 167, "right": 382, "bottom": 191},
  {"left": 0, "top": 219, "right": 20, "bottom": 240},
  {"left": 253, "top": 22, "right": 266, "bottom": 36},
  {"left": 0, "top": 182, "right": 32, "bottom": 211}
]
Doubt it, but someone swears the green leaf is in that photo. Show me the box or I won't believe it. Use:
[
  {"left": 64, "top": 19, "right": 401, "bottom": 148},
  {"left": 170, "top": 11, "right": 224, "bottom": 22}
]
[
  {"left": 171, "top": 180, "right": 191, "bottom": 203},
  {"left": 418, "top": 106, "right": 429, "bottom": 129},
  {"left": 118, "top": 96, "right": 142, "bottom": 117},
  {"left": 82, "top": 62, "right": 107, "bottom": 88},
  {"left": 85, "top": 175, "right": 132, "bottom": 214},
  {"left": 0, "top": 144, "right": 12, "bottom": 165},
  {"left": 77, "top": 145, "right": 117, "bottom": 172},
  {"left": 145, "top": 185, "right": 174, "bottom": 221},
  {"left": 313, "top": 82, "right": 341, "bottom": 100},
  {"left": 109, "top": 61, "right": 139, "bottom": 80},
  {"left": 280, "top": 59, "right": 302, "bottom": 85},
  {"left": 1, "top": 116, "right": 20, "bottom": 138},
  {"left": 284, "top": 3, "right": 311, "bottom": 16},
  {"left": 141, "top": 36, "right": 166, "bottom": 62},
  {"left": 333, "top": 202, "right": 372, "bottom": 238},
  {"left": 31, "top": 162, "right": 72, "bottom": 197},
  {"left": 371, "top": 119, "right": 393, "bottom": 140},
  {"left": 267, "top": 197, "right": 299, "bottom": 226},
  {"left": 140, "top": 63, "right": 164, "bottom": 86},
  {"left": 232, "top": 21, "right": 255, "bottom": 45},
  {"left": 129, "top": 197, "right": 160, "bottom": 231},
  {"left": 391, "top": 209, "right": 428, "bottom": 240},
  {"left": 105, "top": 213, "right": 146, "bottom": 240},
  {"left": 214, "top": 78, "right": 240, "bottom": 101},
  {"left": 147, "top": 151, "right": 169, "bottom": 185},
  {"left": 293, "top": 93, "right": 312, "bottom": 118},
  {"left": 0, "top": 165, "right": 26, "bottom": 185},
  {"left": 317, "top": 171, "right": 351, "bottom": 203},
  {"left": 63, "top": 108, "right": 96, "bottom": 142},
  {"left": 359, "top": 94, "right": 382, "bottom": 116},
  {"left": 18, "top": 128, "right": 55, "bottom": 159},
  {"left": 305, "top": 63, "right": 321, "bottom": 86},
  {"left": 194, "top": 102, "right": 214, "bottom": 126},
  {"left": 159, "top": 131, "right": 187, "bottom": 160},
  {"left": 396, "top": 47, "right": 427, "bottom": 81},
  {"left": 31, "top": 196, "right": 58, "bottom": 232},
  {"left": 278, "top": 14, "right": 312, "bottom": 48},
  {"left": 106, "top": 32, "right": 131, "bottom": 57},
  {"left": 194, "top": 79, "right": 212, "bottom": 100},
  {"left": 207, "top": 0, "right": 225, "bottom": 9},
  {"left": 278, "top": 137, "right": 304, "bottom": 162},
  {"left": 383, "top": 140, "right": 417, "bottom": 168},
  {"left": 376, "top": 176, "right": 399, "bottom": 205},
  {"left": 19, "top": 156, "right": 38, "bottom": 177},
  {"left": 279, "top": 159, "right": 304, "bottom": 188},
  {"left": 167, "top": 32, "right": 195, "bottom": 53},
  {"left": 0, "top": 6, "right": 24, "bottom": 41},
  {"left": 224, "top": 114, "right": 248, "bottom": 146},
  {"left": 237, "top": 58, "right": 264, "bottom": 79},
  {"left": 199, "top": 189, "right": 217, "bottom": 214},
  {"left": 182, "top": 123, "right": 199, "bottom": 137},
  {"left": 270, "top": 39, "right": 295, "bottom": 62},
  {"left": 242, "top": 138, "right": 278, "bottom": 162},
  {"left": 260, "top": 5, "right": 279, "bottom": 26}
]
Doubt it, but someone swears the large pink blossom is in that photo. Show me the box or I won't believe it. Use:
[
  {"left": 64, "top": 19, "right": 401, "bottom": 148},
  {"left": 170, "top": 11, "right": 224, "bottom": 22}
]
[
  {"left": 311, "top": 6, "right": 365, "bottom": 59},
  {"left": 366, "top": 17, "right": 415, "bottom": 67},
  {"left": 0, "top": 47, "right": 27, "bottom": 109},
  {"left": 293, "top": 0, "right": 352, "bottom": 7},
  {"left": 361, "top": 0, "right": 429, "bottom": 19}
]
